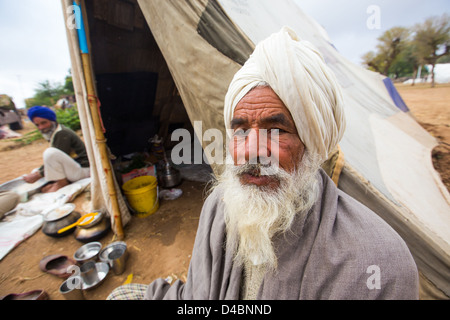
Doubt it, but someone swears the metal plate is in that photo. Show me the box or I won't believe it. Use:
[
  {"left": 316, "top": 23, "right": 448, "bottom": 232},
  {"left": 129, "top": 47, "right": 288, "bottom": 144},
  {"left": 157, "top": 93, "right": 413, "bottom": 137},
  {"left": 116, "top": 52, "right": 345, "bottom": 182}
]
[
  {"left": 0, "top": 177, "right": 48, "bottom": 199},
  {"left": 74, "top": 241, "right": 102, "bottom": 262},
  {"left": 44, "top": 203, "right": 76, "bottom": 222}
]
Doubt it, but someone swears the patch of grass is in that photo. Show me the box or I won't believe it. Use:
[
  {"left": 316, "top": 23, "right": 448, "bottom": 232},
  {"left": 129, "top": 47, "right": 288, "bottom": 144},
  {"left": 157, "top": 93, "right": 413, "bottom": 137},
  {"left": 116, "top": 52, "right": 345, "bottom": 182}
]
[
  {"left": 10, "top": 129, "right": 43, "bottom": 146},
  {"left": 56, "top": 107, "right": 81, "bottom": 131}
]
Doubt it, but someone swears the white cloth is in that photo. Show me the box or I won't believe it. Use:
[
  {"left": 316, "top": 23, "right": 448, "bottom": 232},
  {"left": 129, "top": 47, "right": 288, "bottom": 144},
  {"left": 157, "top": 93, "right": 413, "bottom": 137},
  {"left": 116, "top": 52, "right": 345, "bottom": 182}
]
[
  {"left": 43, "top": 147, "right": 90, "bottom": 182},
  {"left": 224, "top": 26, "right": 346, "bottom": 162},
  {"left": 0, "top": 214, "right": 43, "bottom": 261},
  {"left": 0, "top": 178, "right": 91, "bottom": 261}
]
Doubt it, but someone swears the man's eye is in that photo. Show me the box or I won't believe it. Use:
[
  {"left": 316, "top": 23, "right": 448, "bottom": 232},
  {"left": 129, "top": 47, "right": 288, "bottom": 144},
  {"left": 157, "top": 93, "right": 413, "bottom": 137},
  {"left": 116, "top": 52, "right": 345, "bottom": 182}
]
[{"left": 269, "top": 128, "right": 284, "bottom": 134}]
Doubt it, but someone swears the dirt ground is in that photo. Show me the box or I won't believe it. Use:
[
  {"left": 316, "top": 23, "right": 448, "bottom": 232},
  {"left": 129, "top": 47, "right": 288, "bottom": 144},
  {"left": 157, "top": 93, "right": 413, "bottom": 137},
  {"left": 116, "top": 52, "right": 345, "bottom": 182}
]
[
  {"left": 0, "top": 120, "right": 208, "bottom": 300},
  {"left": 395, "top": 83, "right": 450, "bottom": 192},
  {"left": 0, "top": 83, "right": 448, "bottom": 300}
]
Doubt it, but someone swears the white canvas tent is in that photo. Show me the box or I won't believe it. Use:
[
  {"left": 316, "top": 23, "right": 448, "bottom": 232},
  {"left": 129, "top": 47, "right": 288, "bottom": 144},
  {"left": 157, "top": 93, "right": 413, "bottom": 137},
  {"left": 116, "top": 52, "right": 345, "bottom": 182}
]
[{"left": 62, "top": 0, "right": 450, "bottom": 299}]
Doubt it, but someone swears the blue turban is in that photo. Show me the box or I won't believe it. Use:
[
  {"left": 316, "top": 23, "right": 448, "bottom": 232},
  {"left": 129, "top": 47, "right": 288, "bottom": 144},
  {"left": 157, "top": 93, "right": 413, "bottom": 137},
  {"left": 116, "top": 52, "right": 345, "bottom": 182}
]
[{"left": 27, "top": 106, "right": 57, "bottom": 122}]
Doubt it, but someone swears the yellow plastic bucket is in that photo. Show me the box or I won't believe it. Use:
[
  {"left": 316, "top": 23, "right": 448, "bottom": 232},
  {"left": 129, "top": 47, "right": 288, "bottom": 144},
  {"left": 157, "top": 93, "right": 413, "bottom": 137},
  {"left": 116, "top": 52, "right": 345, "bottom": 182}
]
[{"left": 122, "top": 176, "right": 159, "bottom": 218}]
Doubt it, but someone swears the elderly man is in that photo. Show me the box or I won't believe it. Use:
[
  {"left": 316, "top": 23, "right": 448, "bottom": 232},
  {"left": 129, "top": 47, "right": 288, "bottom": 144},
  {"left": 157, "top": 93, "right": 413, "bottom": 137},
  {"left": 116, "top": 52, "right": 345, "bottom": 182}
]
[
  {"left": 22, "top": 106, "right": 90, "bottom": 193},
  {"left": 108, "top": 27, "right": 418, "bottom": 300}
]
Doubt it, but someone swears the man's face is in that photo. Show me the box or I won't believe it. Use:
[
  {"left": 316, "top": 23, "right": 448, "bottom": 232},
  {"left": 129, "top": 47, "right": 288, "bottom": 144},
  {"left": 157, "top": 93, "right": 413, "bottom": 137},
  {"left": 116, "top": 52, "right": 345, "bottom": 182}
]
[
  {"left": 33, "top": 117, "right": 53, "bottom": 134},
  {"left": 229, "top": 86, "right": 305, "bottom": 189}
]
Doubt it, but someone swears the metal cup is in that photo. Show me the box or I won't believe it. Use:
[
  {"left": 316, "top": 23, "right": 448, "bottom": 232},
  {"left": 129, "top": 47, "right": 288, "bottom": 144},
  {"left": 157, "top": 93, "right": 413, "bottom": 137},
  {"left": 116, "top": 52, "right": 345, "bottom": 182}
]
[
  {"left": 108, "top": 247, "right": 127, "bottom": 275},
  {"left": 59, "top": 276, "right": 85, "bottom": 300},
  {"left": 80, "top": 261, "right": 99, "bottom": 286}
]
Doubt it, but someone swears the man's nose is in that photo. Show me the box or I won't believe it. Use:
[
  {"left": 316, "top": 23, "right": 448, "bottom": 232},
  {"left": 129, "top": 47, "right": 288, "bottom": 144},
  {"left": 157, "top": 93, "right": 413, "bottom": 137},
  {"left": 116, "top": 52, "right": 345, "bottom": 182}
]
[{"left": 245, "top": 129, "right": 271, "bottom": 164}]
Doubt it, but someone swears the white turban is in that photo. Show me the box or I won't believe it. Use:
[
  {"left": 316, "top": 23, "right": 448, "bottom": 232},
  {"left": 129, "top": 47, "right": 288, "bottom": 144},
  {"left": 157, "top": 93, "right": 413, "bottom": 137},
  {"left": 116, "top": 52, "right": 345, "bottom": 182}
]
[{"left": 224, "top": 26, "right": 346, "bottom": 162}]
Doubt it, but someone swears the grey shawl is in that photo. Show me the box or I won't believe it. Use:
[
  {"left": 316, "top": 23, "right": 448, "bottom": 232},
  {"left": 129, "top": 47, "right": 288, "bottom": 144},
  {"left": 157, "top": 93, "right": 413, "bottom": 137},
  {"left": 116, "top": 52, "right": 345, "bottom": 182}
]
[{"left": 144, "top": 169, "right": 419, "bottom": 300}]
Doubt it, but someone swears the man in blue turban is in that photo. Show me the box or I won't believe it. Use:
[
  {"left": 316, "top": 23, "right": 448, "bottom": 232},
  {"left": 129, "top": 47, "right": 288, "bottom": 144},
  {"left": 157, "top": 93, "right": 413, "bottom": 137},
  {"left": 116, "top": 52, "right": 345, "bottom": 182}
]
[{"left": 23, "top": 106, "right": 90, "bottom": 193}]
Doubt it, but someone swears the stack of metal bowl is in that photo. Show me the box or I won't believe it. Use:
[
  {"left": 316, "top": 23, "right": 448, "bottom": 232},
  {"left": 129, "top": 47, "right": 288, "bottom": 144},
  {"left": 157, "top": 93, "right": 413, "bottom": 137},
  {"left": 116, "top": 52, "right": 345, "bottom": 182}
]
[{"left": 70, "top": 242, "right": 110, "bottom": 291}]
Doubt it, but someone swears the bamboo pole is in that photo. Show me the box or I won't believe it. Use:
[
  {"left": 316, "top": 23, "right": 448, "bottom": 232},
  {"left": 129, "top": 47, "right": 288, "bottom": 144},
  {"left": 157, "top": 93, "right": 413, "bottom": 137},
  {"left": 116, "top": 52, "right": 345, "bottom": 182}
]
[{"left": 74, "top": 0, "right": 124, "bottom": 239}]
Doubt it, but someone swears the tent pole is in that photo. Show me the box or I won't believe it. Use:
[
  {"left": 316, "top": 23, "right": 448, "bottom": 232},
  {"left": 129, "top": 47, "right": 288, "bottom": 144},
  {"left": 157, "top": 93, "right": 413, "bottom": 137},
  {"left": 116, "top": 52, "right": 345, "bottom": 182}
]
[{"left": 73, "top": 0, "right": 124, "bottom": 239}]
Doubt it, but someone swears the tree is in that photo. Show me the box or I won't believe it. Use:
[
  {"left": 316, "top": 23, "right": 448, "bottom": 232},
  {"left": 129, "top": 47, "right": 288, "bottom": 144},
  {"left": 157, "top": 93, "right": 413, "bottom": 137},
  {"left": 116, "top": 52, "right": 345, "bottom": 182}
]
[
  {"left": 376, "top": 27, "right": 411, "bottom": 76},
  {"left": 362, "top": 27, "right": 411, "bottom": 76},
  {"left": 25, "top": 70, "right": 75, "bottom": 108},
  {"left": 25, "top": 80, "right": 64, "bottom": 108},
  {"left": 413, "top": 13, "right": 450, "bottom": 87},
  {"left": 437, "top": 54, "right": 450, "bottom": 63},
  {"left": 361, "top": 51, "right": 384, "bottom": 73},
  {"left": 389, "top": 41, "right": 430, "bottom": 85},
  {"left": 63, "top": 69, "right": 75, "bottom": 95}
]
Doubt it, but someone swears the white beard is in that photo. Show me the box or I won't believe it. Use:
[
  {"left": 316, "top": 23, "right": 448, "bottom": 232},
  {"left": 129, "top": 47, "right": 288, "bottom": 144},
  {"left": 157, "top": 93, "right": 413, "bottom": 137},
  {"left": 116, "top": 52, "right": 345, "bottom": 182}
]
[
  {"left": 215, "top": 151, "right": 322, "bottom": 273},
  {"left": 41, "top": 122, "right": 58, "bottom": 141}
]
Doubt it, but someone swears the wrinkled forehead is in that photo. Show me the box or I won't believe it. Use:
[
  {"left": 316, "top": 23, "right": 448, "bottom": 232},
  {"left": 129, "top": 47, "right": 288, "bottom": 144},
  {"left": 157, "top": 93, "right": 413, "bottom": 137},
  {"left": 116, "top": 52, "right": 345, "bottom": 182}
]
[{"left": 231, "top": 86, "right": 297, "bottom": 129}]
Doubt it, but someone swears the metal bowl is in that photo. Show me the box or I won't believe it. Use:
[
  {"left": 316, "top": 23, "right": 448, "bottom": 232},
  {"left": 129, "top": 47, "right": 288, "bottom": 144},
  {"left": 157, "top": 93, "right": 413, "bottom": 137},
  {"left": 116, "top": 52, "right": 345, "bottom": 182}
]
[
  {"left": 99, "top": 241, "right": 128, "bottom": 264},
  {"left": 74, "top": 241, "right": 102, "bottom": 264},
  {"left": 0, "top": 177, "right": 48, "bottom": 202},
  {"left": 44, "top": 203, "right": 76, "bottom": 222},
  {"left": 81, "top": 262, "right": 109, "bottom": 291}
]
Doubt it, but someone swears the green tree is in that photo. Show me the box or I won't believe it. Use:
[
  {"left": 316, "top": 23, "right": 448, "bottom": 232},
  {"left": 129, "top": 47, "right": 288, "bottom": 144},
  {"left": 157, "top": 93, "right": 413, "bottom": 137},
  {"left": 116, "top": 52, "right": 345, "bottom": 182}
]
[
  {"left": 361, "top": 51, "right": 384, "bottom": 73},
  {"left": 63, "top": 69, "right": 75, "bottom": 95},
  {"left": 362, "top": 27, "right": 411, "bottom": 76},
  {"left": 376, "top": 27, "right": 411, "bottom": 76},
  {"left": 25, "top": 70, "right": 74, "bottom": 108},
  {"left": 55, "top": 108, "right": 80, "bottom": 131},
  {"left": 25, "top": 80, "right": 64, "bottom": 108},
  {"left": 413, "top": 13, "right": 450, "bottom": 87},
  {"left": 388, "top": 41, "right": 429, "bottom": 83}
]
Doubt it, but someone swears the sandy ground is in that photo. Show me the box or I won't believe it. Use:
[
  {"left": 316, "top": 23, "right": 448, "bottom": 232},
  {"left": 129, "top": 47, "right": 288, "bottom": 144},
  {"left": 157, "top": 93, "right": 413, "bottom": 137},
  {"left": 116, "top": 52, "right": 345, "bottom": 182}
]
[
  {"left": 0, "top": 120, "right": 208, "bottom": 300},
  {"left": 395, "top": 83, "right": 450, "bottom": 192},
  {"left": 0, "top": 83, "right": 448, "bottom": 300}
]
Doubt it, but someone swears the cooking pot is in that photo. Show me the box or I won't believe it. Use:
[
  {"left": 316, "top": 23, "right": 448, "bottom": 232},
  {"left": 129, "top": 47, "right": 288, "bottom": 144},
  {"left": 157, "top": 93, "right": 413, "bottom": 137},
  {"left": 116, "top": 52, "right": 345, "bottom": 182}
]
[
  {"left": 159, "top": 161, "right": 181, "bottom": 188},
  {"left": 42, "top": 203, "right": 81, "bottom": 238},
  {"left": 74, "top": 212, "right": 111, "bottom": 243}
]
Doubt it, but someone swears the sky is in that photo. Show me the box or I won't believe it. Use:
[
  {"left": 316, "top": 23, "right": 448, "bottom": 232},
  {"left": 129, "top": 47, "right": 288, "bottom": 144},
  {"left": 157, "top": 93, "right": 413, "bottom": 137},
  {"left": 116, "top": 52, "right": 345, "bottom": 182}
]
[
  {"left": 0, "top": 0, "right": 449, "bottom": 109},
  {"left": 0, "top": 0, "right": 71, "bottom": 109},
  {"left": 295, "top": 0, "right": 450, "bottom": 64}
]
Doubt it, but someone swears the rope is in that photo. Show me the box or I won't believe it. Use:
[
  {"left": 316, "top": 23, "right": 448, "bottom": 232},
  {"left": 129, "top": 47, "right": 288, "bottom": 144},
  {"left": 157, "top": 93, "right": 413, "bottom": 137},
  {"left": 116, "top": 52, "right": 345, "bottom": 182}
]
[{"left": 88, "top": 94, "right": 106, "bottom": 133}]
